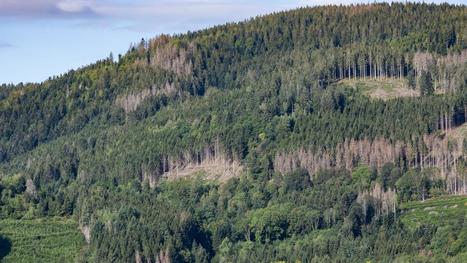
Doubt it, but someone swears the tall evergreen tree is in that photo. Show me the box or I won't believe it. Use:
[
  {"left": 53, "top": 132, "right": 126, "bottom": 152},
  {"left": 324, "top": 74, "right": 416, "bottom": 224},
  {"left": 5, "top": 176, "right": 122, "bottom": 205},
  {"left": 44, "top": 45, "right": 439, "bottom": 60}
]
[{"left": 420, "top": 70, "right": 434, "bottom": 96}]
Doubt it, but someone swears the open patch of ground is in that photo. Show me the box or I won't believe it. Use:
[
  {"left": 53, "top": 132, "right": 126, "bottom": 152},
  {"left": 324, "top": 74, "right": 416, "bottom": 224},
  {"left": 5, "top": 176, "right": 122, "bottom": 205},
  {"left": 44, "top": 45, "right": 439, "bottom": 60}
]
[
  {"left": 334, "top": 78, "right": 419, "bottom": 100},
  {"left": 162, "top": 156, "right": 244, "bottom": 183},
  {"left": 445, "top": 123, "right": 467, "bottom": 139}
]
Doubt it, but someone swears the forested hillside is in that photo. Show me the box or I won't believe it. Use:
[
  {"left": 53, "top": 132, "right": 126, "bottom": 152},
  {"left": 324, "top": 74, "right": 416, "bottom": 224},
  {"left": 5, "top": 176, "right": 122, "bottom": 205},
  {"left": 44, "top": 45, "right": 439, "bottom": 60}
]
[{"left": 0, "top": 3, "right": 466, "bottom": 262}]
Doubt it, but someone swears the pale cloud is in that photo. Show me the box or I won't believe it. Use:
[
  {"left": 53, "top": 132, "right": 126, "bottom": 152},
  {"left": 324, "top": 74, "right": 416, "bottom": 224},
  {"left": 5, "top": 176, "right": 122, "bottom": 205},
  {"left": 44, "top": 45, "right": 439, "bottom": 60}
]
[
  {"left": 56, "top": 0, "right": 95, "bottom": 13},
  {"left": 0, "top": 0, "right": 304, "bottom": 34},
  {"left": 0, "top": 1, "right": 464, "bottom": 25},
  {"left": 0, "top": 0, "right": 300, "bottom": 19},
  {"left": 95, "top": 2, "right": 289, "bottom": 19},
  {"left": 0, "top": 0, "right": 465, "bottom": 20},
  {"left": 0, "top": 0, "right": 98, "bottom": 17},
  {"left": 96, "top": 0, "right": 302, "bottom": 32},
  {"left": 0, "top": 42, "right": 14, "bottom": 48}
]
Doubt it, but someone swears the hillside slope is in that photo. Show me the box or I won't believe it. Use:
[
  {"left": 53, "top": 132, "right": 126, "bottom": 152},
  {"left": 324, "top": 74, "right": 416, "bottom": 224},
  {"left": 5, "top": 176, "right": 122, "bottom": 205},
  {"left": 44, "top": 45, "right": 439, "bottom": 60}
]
[
  {"left": 0, "top": 218, "right": 84, "bottom": 263},
  {"left": 0, "top": 3, "right": 466, "bottom": 262}
]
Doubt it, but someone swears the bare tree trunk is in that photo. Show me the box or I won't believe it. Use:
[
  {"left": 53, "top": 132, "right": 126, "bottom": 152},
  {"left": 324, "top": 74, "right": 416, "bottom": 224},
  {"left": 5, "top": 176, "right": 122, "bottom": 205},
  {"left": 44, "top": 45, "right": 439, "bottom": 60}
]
[
  {"left": 445, "top": 112, "right": 448, "bottom": 132},
  {"left": 463, "top": 174, "right": 466, "bottom": 195},
  {"left": 421, "top": 151, "right": 424, "bottom": 171},
  {"left": 399, "top": 59, "right": 403, "bottom": 79},
  {"left": 348, "top": 56, "right": 351, "bottom": 80},
  {"left": 364, "top": 59, "right": 367, "bottom": 80},
  {"left": 354, "top": 61, "right": 357, "bottom": 79}
]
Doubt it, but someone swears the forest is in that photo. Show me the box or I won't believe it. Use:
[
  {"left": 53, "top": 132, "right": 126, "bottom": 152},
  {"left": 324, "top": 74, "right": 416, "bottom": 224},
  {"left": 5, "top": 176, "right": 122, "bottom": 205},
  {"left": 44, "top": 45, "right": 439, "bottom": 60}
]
[{"left": 0, "top": 2, "right": 466, "bottom": 262}]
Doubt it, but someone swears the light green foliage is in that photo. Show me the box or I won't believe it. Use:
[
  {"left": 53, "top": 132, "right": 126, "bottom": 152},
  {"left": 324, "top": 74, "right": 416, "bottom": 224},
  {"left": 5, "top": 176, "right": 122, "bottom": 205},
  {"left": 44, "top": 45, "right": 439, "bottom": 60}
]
[
  {"left": 400, "top": 196, "right": 467, "bottom": 229},
  {"left": 351, "top": 165, "right": 371, "bottom": 191},
  {"left": 334, "top": 78, "right": 417, "bottom": 100},
  {"left": 400, "top": 196, "right": 467, "bottom": 262},
  {"left": 0, "top": 2, "right": 465, "bottom": 262},
  {"left": 0, "top": 218, "right": 85, "bottom": 263}
]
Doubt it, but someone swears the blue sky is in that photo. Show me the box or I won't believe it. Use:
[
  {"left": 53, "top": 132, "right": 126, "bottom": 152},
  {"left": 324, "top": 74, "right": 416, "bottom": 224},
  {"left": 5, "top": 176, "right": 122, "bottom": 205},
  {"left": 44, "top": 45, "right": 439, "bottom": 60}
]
[{"left": 0, "top": 1, "right": 465, "bottom": 84}]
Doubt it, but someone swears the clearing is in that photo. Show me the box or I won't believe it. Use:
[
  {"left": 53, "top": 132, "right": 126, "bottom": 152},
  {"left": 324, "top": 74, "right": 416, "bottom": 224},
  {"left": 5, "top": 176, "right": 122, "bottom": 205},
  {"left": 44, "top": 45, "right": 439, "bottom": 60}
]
[{"left": 333, "top": 78, "right": 419, "bottom": 100}]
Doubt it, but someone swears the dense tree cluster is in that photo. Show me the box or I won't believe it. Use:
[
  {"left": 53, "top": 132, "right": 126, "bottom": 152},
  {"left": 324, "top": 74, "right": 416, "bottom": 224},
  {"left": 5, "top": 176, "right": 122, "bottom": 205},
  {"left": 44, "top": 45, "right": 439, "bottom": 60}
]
[
  {"left": 0, "top": 2, "right": 466, "bottom": 262},
  {"left": 0, "top": 3, "right": 465, "bottom": 162}
]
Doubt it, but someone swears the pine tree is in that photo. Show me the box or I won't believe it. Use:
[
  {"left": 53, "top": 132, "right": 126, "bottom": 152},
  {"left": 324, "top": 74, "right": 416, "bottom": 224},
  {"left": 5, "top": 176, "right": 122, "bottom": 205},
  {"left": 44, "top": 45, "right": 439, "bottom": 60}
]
[
  {"left": 420, "top": 70, "right": 434, "bottom": 96},
  {"left": 407, "top": 70, "right": 416, "bottom": 89}
]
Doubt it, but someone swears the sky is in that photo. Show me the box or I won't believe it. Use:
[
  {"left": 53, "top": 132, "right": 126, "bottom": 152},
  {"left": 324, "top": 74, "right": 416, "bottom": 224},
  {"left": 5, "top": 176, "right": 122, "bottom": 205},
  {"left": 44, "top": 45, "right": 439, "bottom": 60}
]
[{"left": 0, "top": 1, "right": 465, "bottom": 84}]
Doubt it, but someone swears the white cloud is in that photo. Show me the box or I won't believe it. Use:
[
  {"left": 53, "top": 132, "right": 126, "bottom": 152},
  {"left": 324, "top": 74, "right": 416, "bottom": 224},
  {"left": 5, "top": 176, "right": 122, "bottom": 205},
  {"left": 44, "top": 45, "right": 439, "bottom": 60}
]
[
  {"left": 0, "top": 0, "right": 301, "bottom": 18},
  {"left": 0, "top": 0, "right": 98, "bottom": 17},
  {"left": 56, "top": 0, "right": 94, "bottom": 13},
  {"left": 0, "top": 1, "right": 464, "bottom": 21}
]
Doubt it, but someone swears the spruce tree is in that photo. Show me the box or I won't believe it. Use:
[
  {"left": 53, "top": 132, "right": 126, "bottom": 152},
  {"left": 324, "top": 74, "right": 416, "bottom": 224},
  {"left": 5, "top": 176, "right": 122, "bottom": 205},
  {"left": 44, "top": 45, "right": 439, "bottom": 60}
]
[{"left": 420, "top": 70, "right": 434, "bottom": 96}]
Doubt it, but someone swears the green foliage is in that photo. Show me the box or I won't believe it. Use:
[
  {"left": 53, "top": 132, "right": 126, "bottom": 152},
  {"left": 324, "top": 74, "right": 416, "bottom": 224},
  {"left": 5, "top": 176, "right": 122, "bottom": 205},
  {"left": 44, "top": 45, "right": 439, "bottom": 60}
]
[
  {"left": 420, "top": 70, "right": 434, "bottom": 96},
  {"left": 0, "top": 2, "right": 465, "bottom": 262},
  {"left": 400, "top": 196, "right": 467, "bottom": 230},
  {"left": 0, "top": 218, "right": 84, "bottom": 263},
  {"left": 352, "top": 165, "right": 371, "bottom": 191}
]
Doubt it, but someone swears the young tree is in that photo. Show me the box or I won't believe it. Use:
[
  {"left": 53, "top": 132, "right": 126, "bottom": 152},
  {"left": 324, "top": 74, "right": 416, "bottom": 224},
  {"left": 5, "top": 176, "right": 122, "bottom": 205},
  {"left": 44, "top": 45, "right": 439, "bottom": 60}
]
[
  {"left": 420, "top": 70, "right": 434, "bottom": 96},
  {"left": 407, "top": 70, "right": 416, "bottom": 89}
]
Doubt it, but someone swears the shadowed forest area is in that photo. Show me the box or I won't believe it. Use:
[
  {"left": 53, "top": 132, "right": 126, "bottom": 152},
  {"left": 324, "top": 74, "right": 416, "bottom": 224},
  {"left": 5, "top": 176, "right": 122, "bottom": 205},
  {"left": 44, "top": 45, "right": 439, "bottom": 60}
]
[{"left": 0, "top": 2, "right": 466, "bottom": 262}]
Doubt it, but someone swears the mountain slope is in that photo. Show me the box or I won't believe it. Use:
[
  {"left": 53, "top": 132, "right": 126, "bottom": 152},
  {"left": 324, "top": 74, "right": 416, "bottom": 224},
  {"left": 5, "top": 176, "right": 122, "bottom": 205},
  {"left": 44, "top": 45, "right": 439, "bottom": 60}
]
[{"left": 0, "top": 3, "right": 466, "bottom": 262}]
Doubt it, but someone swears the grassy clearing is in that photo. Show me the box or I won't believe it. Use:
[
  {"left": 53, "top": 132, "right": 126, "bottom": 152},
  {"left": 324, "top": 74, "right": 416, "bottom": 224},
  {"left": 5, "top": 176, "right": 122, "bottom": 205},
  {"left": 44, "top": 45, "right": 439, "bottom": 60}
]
[
  {"left": 447, "top": 122, "right": 467, "bottom": 139},
  {"left": 400, "top": 195, "right": 467, "bottom": 229},
  {"left": 0, "top": 217, "right": 84, "bottom": 263},
  {"left": 333, "top": 78, "right": 419, "bottom": 100}
]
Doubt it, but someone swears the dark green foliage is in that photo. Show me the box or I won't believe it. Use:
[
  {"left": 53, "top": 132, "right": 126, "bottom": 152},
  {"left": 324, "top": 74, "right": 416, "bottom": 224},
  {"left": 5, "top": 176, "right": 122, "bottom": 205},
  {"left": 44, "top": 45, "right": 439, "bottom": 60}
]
[
  {"left": 420, "top": 70, "right": 434, "bottom": 96},
  {"left": 0, "top": 2, "right": 465, "bottom": 262},
  {"left": 0, "top": 3, "right": 465, "bottom": 163},
  {"left": 284, "top": 169, "right": 311, "bottom": 192},
  {"left": 0, "top": 234, "right": 11, "bottom": 261}
]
